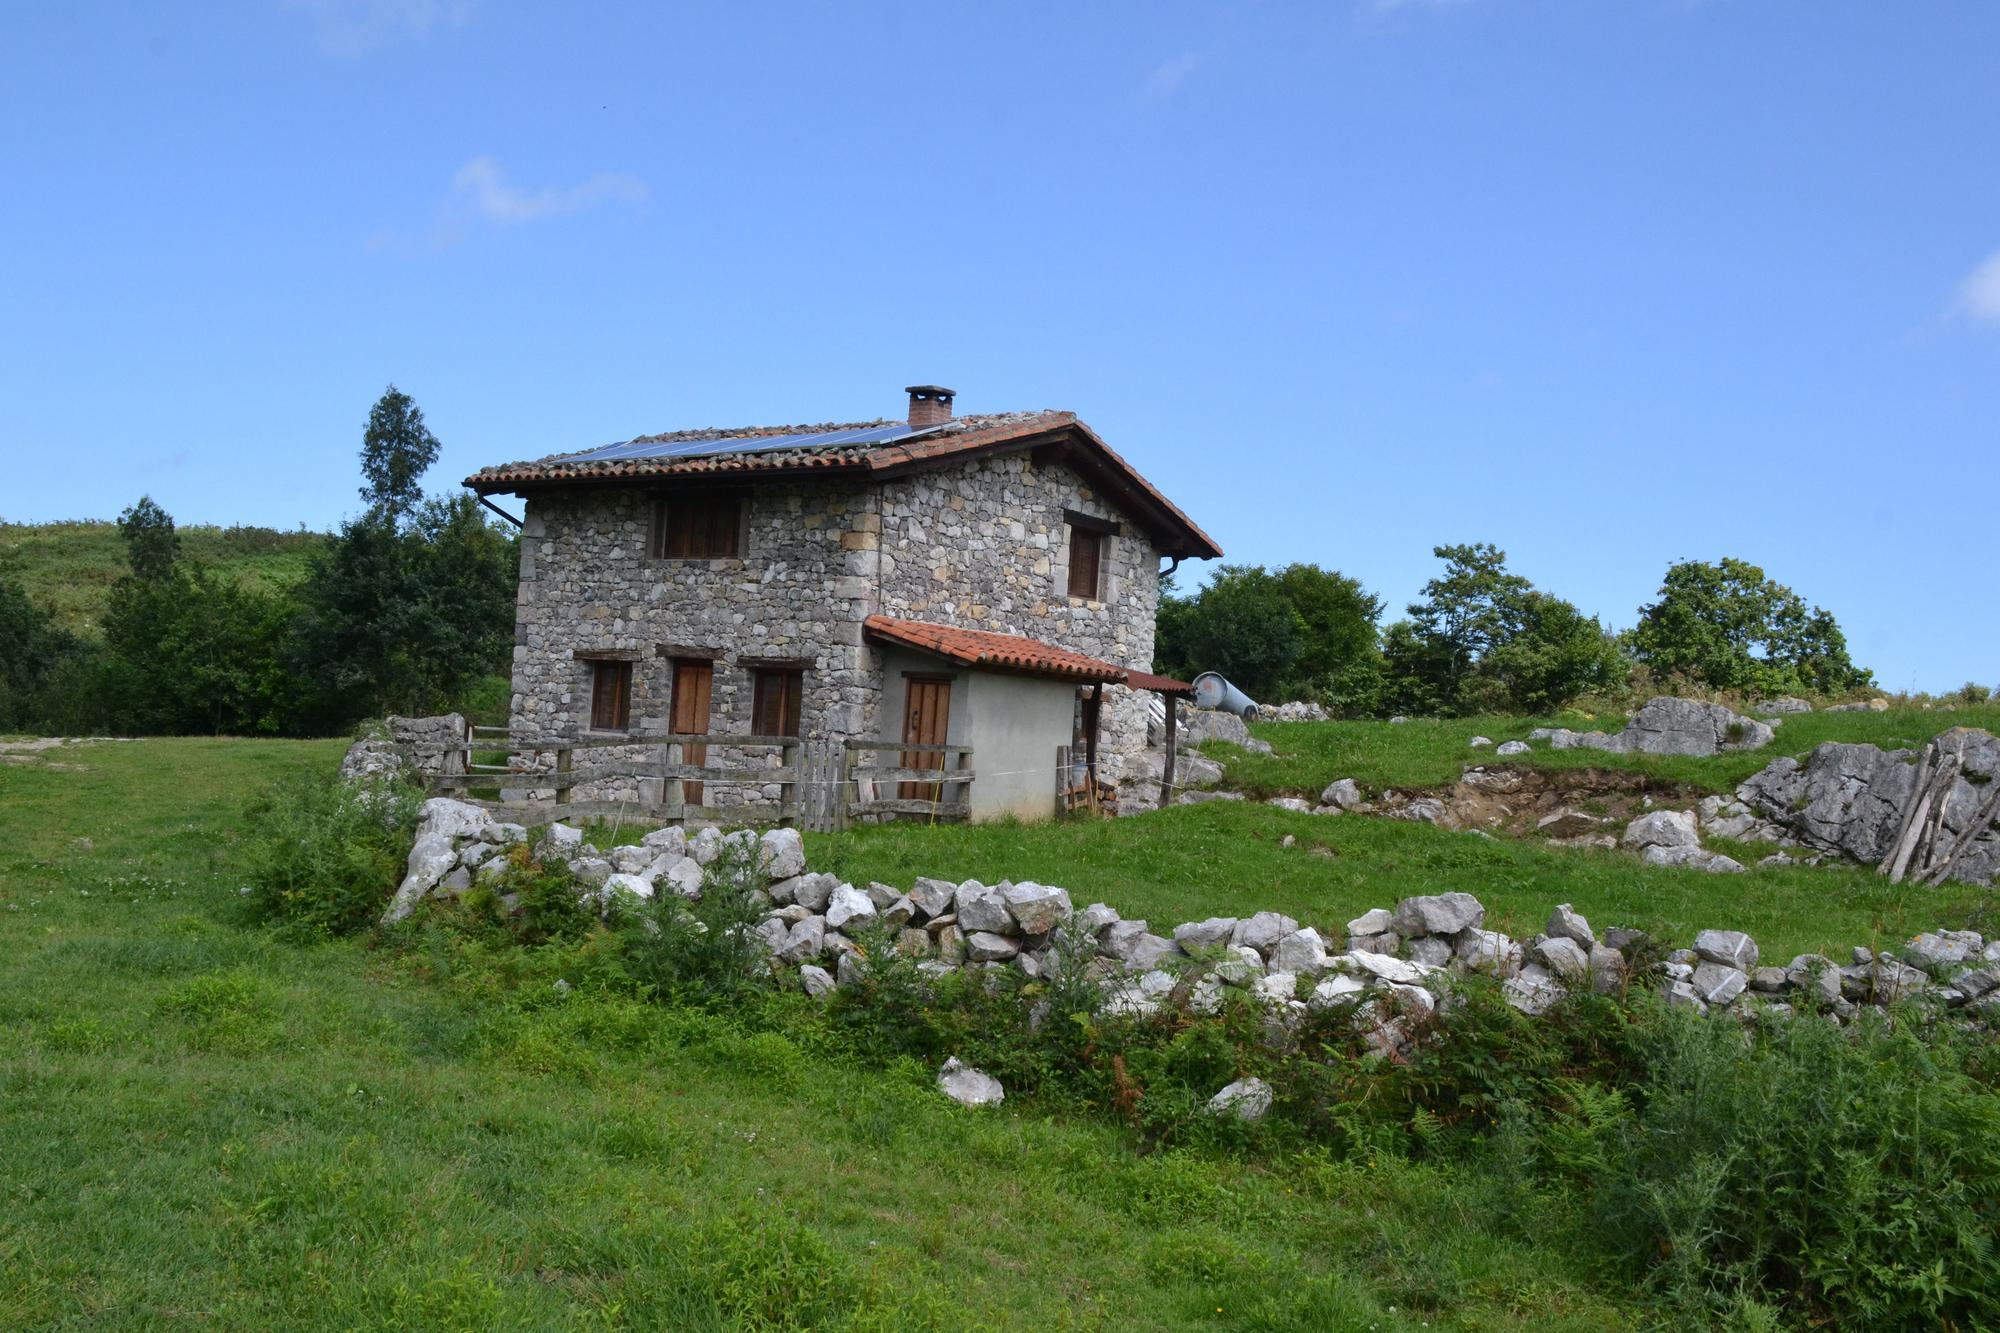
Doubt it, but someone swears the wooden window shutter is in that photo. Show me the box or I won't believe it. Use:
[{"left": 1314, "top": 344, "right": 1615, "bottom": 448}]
[
  {"left": 752, "top": 669, "right": 804, "bottom": 737},
  {"left": 590, "top": 660, "right": 632, "bottom": 731},
  {"left": 657, "top": 494, "right": 743, "bottom": 559},
  {"left": 1067, "top": 527, "right": 1102, "bottom": 600}
]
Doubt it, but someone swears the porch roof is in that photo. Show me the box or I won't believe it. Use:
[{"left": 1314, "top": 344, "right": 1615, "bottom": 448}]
[{"left": 863, "top": 615, "right": 1128, "bottom": 684}]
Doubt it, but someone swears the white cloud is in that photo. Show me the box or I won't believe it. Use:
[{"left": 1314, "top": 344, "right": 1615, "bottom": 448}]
[
  {"left": 1147, "top": 53, "right": 1204, "bottom": 98},
  {"left": 450, "top": 155, "right": 647, "bottom": 227},
  {"left": 1957, "top": 248, "right": 2000, "bottom": 324},
  {"left": 286, "top": 0, "right": 474, "bottom": 55},
  {"left": 366, "top": 156, "right": 646, "bottom": 253}
]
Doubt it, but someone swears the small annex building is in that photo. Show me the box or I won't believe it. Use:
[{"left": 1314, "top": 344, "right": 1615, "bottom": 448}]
[{"left": 464, "top": 384, "right": 1220, "bottom": 825}]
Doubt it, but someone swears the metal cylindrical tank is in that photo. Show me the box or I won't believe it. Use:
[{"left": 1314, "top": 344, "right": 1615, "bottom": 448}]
[{"left": 1191, "top": 672, "right": 1260, "bottom": 721}]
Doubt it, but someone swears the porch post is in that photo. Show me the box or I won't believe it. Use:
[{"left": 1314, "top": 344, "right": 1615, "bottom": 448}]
[
  {"left": 1159, "top": 692, "right": 1177, "bottom": 809},
  {"left": 1085, "top": 681, "right": 1103, "bottom": 803}
]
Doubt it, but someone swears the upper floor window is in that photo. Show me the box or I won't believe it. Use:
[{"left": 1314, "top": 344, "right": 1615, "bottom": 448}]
[
  {"left": 1065, "top": 511, "right": 1114, "bottom": 600},
  {"left": 751, "top": 667, "right": 805, "bottom": 737},
  {"left": 588, "top": 659, "right": 632, "bottom": 732},
  {"left": 651, "top": 492, "right": 745, "bottom": 559}
]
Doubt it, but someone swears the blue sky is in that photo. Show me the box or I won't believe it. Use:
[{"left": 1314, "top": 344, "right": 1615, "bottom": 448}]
[{"left": 3, "top": 1, "right": 1996, "bottom": 690}]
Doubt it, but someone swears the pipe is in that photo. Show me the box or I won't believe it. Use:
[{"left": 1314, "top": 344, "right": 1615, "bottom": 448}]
[{"left": 1191, "top": 671, "right": 1260, "bottom": 721}]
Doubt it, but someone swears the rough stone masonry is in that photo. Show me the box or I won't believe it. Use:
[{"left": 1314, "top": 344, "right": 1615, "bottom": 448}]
[{"left": 509, "top": 450, "right": 1164, "bottom": 807}]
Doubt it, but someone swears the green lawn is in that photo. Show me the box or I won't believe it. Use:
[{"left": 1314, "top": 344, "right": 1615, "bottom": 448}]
[
  {"left": 0, "top": 738, "right": 1640, "bottom": 1330},
  {"left": 1204, "top": 703, "right": 2000, "bottom": 798},
  {"left": 810, "top": 798, "right": 1982, "bottom": 962},
  {"left": 0, "top": 519, "right": 326, "bottom": 634}
]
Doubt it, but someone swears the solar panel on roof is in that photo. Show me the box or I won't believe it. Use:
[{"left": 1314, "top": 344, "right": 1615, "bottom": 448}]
[{"left": 557, "top": 422, "right": 928, "bottom": 464}]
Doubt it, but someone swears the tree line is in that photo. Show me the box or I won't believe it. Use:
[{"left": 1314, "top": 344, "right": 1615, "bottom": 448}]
[
  {"left": 0, "top": 387, "right": 518, "bottom": 737},
  {"left": 1155, "top": 543, "right": 1875, "bottom": 717}
]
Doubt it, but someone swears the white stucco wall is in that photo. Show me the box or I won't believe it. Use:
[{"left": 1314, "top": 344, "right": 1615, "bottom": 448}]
[{"left": 876, "top": 647, "right": 1080, "bottom": 824}]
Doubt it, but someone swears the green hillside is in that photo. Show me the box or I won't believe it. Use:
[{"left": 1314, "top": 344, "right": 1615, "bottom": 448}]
[{"left": 0, "top": 520, "right": 328, "bottom": 635}]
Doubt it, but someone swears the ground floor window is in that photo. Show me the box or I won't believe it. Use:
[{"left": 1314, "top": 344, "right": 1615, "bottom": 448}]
[
  {"left": 751, "top": 667, "right": 804, "bottom": 737},
  {"left": 588, "top": 659, "right": 632, "bottom": 732}
]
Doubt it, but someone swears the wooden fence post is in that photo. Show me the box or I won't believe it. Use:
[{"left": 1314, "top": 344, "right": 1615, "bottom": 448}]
[{"left": 555, "top": 747, "right": 573, "bottom": 809}]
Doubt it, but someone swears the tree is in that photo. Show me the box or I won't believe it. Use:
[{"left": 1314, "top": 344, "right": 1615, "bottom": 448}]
[
  {"left": 98, "top": 565, "right": 297, "bottom": 735},
  {"left": 1629, "top": 558, "right": 1871, "bottom": 696},
  {"left": 359, "top": 385, "right": 441, "bottom": 527},
  {"left": 1390, "top": 544, "right": 1628, "bottom": 715},
  {"left": 1396, "top": 543, "right": 1534, "bottom": 710},
  {"left": 1155, "top": 565, "right": 1303, "bottom": 702},
  {"left": 1155, "top": 563, "right": 1383, "bottom": 709},
  {"left": 116, "top": 495, "right": 179, "bottom": 579},
  {"left": 0, "top": 578, "right": 94, "bottom": 731},
  {"left": 290, "top": 494, "right": 517, "bottom": 728},
  {"left": 1480, "top": 591, "right": 1627, "bottom": 715}
]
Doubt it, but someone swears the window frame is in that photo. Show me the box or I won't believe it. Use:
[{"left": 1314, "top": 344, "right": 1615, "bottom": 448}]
[
  {"left": 750, "top": 666, "right": 806, "bottom": 738},
  {"left": 649, "top": 490, "right": 747, "bottom": 561},
  {"left": 587, "top": 659, "right": 633, "bottom": 733}
]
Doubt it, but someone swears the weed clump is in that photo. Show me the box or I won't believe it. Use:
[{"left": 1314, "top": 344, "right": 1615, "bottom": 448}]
[{"left": 240, "top": 770, "right": 419, "bottom": 936}]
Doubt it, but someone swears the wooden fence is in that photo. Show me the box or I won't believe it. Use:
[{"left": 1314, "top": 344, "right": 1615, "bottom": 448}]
[
  {"left": 418, "top": 725, "right": 803, "bottom": 828},
  {"left": 828, "top": 739, "right": 975, "bottom": 830},
  {"left": 411, "top": 723, "right": 974, "bottom": 832}
]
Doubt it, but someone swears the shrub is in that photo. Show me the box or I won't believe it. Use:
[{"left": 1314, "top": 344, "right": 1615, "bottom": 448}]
[
  {"left": 1578, "top": 1006, "right": 2000, "bottom": 1327},
  {"left": 615, "top": 838, "right": 771, "bottom": 1004},
  {"left": 240, "top": 768, "right": 421, "bottom": 936}
]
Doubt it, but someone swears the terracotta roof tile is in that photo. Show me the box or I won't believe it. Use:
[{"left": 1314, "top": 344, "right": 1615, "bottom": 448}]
[
  {"left": 863, "top": 615, "right": 1128, "bottom": 683},
  {"left": 1126, "top": 670, "right": 1195, "bottom": 696}
]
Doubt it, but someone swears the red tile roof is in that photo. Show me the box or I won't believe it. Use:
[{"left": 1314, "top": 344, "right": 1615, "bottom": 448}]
[
  {"left": 863, "top": 615, "right": 1128, "bottom": 683},
  {"left": 464, "top": 410, "right": 1222, "bottom": 560}
]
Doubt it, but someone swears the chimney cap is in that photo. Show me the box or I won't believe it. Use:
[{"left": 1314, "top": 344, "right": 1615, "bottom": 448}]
[{"left": 904, "top": 384, "right": 956, "bottom": 398}]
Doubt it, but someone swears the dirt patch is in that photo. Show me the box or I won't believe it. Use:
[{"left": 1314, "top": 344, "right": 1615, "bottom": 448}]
[
  {"left": 0, "top": 737, "right": 131, "bottom": 770},
  {"left": 1367, "top": 765, "right": 1709, "bottom": 845}
]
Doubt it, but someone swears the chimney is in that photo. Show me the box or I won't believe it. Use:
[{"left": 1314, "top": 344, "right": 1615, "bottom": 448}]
[{"left": 905, "top": 384, "right": 956, "bottom": 427}]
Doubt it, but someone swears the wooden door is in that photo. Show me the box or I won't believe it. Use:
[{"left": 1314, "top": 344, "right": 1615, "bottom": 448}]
[
  {"left": 899, "top": 677, "right": 952, "bottom": 802},
  {"left": 670, "top": 660, "right": 713, "bottom": 806}
]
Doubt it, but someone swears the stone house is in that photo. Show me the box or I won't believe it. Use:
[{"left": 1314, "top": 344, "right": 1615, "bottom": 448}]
[{"left": 464, "top": 385, "right": 1220, "bottom": 821}]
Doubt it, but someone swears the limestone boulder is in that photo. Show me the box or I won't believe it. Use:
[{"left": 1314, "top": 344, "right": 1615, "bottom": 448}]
[
  {"left": 937, "top": 1057, "right": 1004, "bottom": 1107},
  {"left": 1320, "top": 778, "right": 1365, "bottom": 810},
  {"left": 1001, "top": 882, "right": 1072, "bottom": 935},
  {"left": 1206, "top": 1076, "right": 1273, "bottom": 1123},
  {"left": 1642, "top": 845, "right": 1747, "bottom": 874},
  {"left": 758, "top": 828, "right": 806, "bottom": 881},
  {"left": 383, "top": 833, "right": 458, "bottom": 924},
  {"left": 1622, "top": 810, "right": 1699, "bottom": 851},
  {"left": 1390, "top": 892, "right": 1484, "bottom": 938}
]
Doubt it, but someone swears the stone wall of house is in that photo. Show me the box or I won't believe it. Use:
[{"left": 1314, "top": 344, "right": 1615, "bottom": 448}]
[
  {"left": 872, "top": 451, "right": 1163, "bottom": 768},
  {"left": 511, "top": 482, "right": 881, "bottom": 809},
  {"left": 511, "top": 449, "right": 1169, "bottom": 808}
]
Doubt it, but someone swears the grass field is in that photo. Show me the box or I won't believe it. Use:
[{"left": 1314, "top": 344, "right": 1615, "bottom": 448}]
[
  {"left": 1, "top": 738, "right": 1648, "bottom": 1330},
  {"left": 0, "top": 520, "right": 326, "bottom": 633},
  {"left": 1203, "top": 703, "right": 2000, "bottom": 797},
  {"left": 810, "top": 798, "right": 1984, "bottom": 963}
]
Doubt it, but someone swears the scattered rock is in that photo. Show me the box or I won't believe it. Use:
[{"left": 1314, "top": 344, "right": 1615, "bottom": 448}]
[
  {"left": 1495, "top": 740, "right": 1530, "bottom": 756},
  {"left": 937, "top": 1057, "right": 1004, "bottom": 1107},
  {"left": 1206, "top": 1077, "right": 1273, "bottom": 1122},
  {"left": 1320, "top": 778, "right": 1364, "bottom": 810},
  {"left": 1641, "top": 845, "right": 1747, "bottom": 874},
  {"left": 1622, "top": 809, "right": 1700, "bottom": 851}
]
